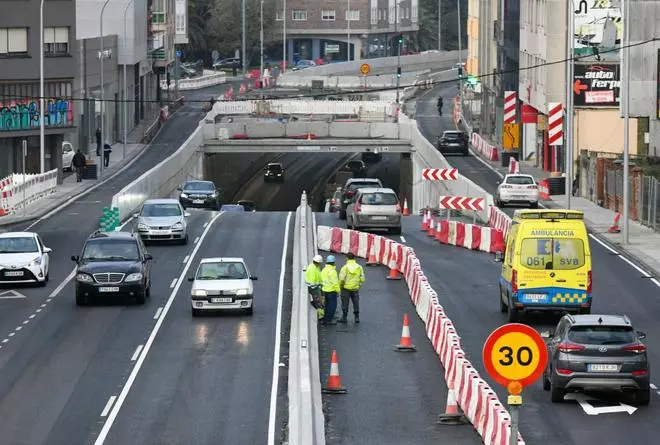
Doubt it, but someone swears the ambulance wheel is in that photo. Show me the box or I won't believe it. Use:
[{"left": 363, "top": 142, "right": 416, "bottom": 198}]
[
  {"left": 499, "top": 286, "right": 507, "bottom": 313},
  {"left": 506, "top": 295, "right": 518, "bottom": 322}
]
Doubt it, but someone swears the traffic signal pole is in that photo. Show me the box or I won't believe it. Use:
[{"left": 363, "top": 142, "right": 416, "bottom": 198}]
[{"left": 395, "top": 0, "right": 401, "bottom": 103}]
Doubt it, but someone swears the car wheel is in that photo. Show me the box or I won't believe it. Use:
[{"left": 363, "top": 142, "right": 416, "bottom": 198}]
[
  {"left": 499, "top": 285, "right": 507, "bottom": 313},
  {"left": 339, "top": 210, "right": 347, "bottom": 220},
  {"left": 506, "top": 295, "right": 518, "bottom": 322},
  {"left": 550, "top": 376, "right": 566, "bottom": 403},
  {"left": 542, "top": 372, "right": 551, "bottom": 391},
  {"left": 530, "top": 201, "right": 539, "bottom": 209},
  {"left": 76, "top": 293, "right": 87, "bottom": 306},
  {"left": 635, "top": 389, "right": 651, "bottom": 406},
  {"left": 192, "top": 308, "right": 202, "bottom": 317},
  {"left": 135, "top": 291, "right": 146, "bottom": 305},
  {"left": 146, "top": 283, "right": 151, "bottom": 298},
  {"left": 180, "top": 235, "right": 189, "bottom": 245},
  {"left": 390, "top": 226, "right": 402, "bottom": 235}
]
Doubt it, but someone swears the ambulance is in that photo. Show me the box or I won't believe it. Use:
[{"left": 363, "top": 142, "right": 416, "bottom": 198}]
[{"left": 497, "top": 209, "right": 592, "bottom": 322}]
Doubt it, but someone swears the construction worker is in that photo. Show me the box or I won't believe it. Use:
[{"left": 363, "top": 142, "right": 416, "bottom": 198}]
[
  {"left": 305, "top": 254, "right": 324, "bottom": 320},
  {"left": 320, "top": 255, "right": 340, "bottom": 325},
  {"left": 338, "top": 252, "right": 365, "bottom": 323}
]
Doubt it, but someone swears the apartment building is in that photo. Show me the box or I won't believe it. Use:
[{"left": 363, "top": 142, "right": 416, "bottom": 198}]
[
  {"left": 0, "top": 0, "right": 77, "bottom": 179},
  {"left": 277, "top": 0, "right": 419, "bottom": 63},
  {"left": 175, "top": 0, "right": 188, "bottom": 45}
]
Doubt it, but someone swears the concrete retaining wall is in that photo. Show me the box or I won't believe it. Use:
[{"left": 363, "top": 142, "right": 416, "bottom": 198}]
[{"left": 206, "top": 121, "right": 405, "bottom": 140}]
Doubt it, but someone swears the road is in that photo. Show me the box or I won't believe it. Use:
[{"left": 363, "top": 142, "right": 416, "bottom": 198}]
[{"left": 410, "top": 86, "right": 660, "bottom": 444}]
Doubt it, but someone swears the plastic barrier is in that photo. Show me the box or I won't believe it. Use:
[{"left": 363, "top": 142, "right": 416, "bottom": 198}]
[
  {"left": 316, "top": 224, "right": 524, "bottom": 445},
  {"left": 431, "top": 220, "right": 504, "bottom": 254},
  {"left": 538, "top": 179, "right": 551, "bottom": 200},
  {"left": 488, "top": 206, "right": 512, "bottom": 240},
  {"left": 210, "top": 100, "right": 398, "bottom": 117},
  {"left": 160, "top": 72, "right": 226, "bottom": 91},
  {"left": 508, "top": 157, "right": 519, "bottom": 174},
  {"left": 0, "top": 170, "right": 58, "bottom": 216},
  {"left": 470, "top": 133, "right": 499, "bottom": 162}
]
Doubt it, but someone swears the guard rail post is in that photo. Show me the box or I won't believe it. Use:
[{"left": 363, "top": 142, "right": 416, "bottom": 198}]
[{"left": 289, "top": 191, "right": 326, "bottom": 445}]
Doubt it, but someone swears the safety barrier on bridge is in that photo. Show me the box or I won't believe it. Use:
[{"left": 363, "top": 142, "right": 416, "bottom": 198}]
[
  {"left": 160, "top": 71, "right": 226, "bottom": 91},
  {"left": 470, "top": 132, "right": 499, "bottom": 162},
  {"left": 277, "top": 74, "right": 421, "bottom": 89},
  {"left": 0, "top": 170, "right": 58, "bottom": 216},
  {"left": 316, "top": 225, "right": 525, "bottom": 445},
  {"left": 210, "top": 100, "right": 398, "bottom": 118}
]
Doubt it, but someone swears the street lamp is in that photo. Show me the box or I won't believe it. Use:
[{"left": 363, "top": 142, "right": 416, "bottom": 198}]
[
  {"left": 347, "top": 0, "right": 351, "bottom": 61},
  {"left": 242, "top": 0, "right": 246, "bottom": 74},
  {"left": 39, "top": 0, "right": 45, "bottom": 173},
  {"left": 282, "top": 0, "right": 287, "bottom": 73},
  {"left": 395, "top": 0, "right": 401, "bottom": 103},
  {"left": 123, "top": 0, "right": 135, "bottom": 161},
  {"left": 621, "top": 0, "right": 631, "bottom": 243},
  {"left": 564, "top": 0, "right": 575, "bottom": 208},
  {"left": 99, "top": 0, "right": 113, "bottom": 178},
  {"left": 457, "top": 0, "right": 463, "bottom": 118},
  {"left": 260, "top": 0, "right": 264, "bottom": 77}
]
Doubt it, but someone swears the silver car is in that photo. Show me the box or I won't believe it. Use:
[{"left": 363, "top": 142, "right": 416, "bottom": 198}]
[
  {"left": 188, "top": 257, "right": 258, "bottom": 316},
  {"left": 346, "top": 187, "right": 402, "bottom": 234},
  {"left": 134, "top": 199, "right": 190, "bottom": 244}
]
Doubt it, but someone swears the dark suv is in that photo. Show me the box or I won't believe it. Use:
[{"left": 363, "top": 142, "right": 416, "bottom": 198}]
[
  {"left": 543, "top": 314, "right": 650, "bottom": 405},
  {"left": 178, "top": 180, "right": 221, "bottom": 210},
  {"left": 71, "top": 231, "right": 152, "bottom": 306},
  {"left": 437, "top": 130, "right": 469, "bottom": 156},
  {"left": 264, "top": 163, "right": 285, "bottom": 182}
]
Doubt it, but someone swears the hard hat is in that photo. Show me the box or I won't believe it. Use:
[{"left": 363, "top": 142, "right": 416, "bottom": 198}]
[
  {"left": 326, "top": 255, "right": 336, "bottom": 263},
  {"left": 313, "top": 254, "right": 323, "bottom": 263}
]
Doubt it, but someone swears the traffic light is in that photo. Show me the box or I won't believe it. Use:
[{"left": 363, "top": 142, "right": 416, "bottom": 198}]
[
  {"left": 397, "top": 67, "right": 401, "bottom": 78},
  {"left": 467, "top": 75, "right": 478, "bottom": 86},
  {"left": 398, "top": 35, "right": 404, "bottom": 44},
  {"left": 457, "top": 66, "right": 463, "bottom": 78}
]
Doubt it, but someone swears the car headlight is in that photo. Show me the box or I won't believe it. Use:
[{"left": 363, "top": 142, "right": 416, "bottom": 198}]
[
  {"left": 137, "top": 223, "right": 148, "bottom": 230},
  {"left": 277, "top": 173, "right": 282, "bottom": 176},
  {"left": 28, "top": 256, "right": 42, "bottom": 267},
  {"left": 180, "top": 193, "right": 188, "bottom": 198},
  {"left": 125, "top": 273, "right": 143, "bottom": 282},
  {"left": 192, "top": 289, "right": 207, "bottom": 297},
  {"left": 172, "top": 222, "right": 184, "bottom": 230},
  {"left": 210, "top": 192, "right": 217, "bottom": 197},
  {"left": 76, "top": 273, "right": 93, "bottom": 282},
  {"left": 236, "top": 289, "right": 248, "bottom": 296}
]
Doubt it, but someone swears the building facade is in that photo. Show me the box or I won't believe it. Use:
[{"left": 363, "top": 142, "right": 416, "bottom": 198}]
[
  {"left": 174, "top": 0, "right": 188, "bottom": 45},
  {"left": 276, "top": 0, "right": 419, "bottom": 63},
  {"left": 0, "top": 0, "right": 77, "bottom": 180}
]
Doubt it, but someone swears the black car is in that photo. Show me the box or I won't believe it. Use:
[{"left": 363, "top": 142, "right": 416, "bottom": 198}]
[
  {"left": 178, "top": 180, "right": 221, "bottom": 210},
  {"left": 543, "top": 314, "right": 650, "bottom": 405},
  {"left": 237, "top": 200, "right": 257, "bottom": 211},
  {"left": 344, "top": 160, "right": 367, "bottom": 177},
  {"left": 437, "top": 130, "right": 469, "bottom": 156},
  {"left": 264, "top": 163, "right": 285, "bottom": 182},
  {"left": 362, "top": 151, "right": 382, "bottom": 163},
  {"left": 71, "top": 231, "right": 152, "bottom": 306}
]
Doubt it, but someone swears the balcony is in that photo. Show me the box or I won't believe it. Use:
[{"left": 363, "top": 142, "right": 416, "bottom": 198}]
[{"left": 151, "top": 11, "right": 167, "bottom": 31}]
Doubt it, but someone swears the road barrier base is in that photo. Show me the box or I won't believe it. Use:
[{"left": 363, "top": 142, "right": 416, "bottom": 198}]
[{"left": 437, "top": 413, "right": 468, "bottom": 425}]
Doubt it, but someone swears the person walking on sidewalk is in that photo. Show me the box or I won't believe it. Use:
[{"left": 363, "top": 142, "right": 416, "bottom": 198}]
[
  {"left": 103, "top": 142, "right": 112, "bottom": 168},
  {"left": 72, "top": 149, "right": 86, "bottom": 182},
  {"left": 320, "top": 255, "right": 340, "bottom": 325},
  {"left": 338, "top": 252, "right": 365, "bottom": 323},
  {"left": 95, "top": 128, "right": 102, "bottom": 156},
  {"left": 305, "top": 254, "right": 324, "bottom": 320}
]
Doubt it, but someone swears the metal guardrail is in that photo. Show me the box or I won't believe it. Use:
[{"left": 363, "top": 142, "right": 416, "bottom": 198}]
[{"left": 289, "top": 192, "right": 325, "bottom": 445}]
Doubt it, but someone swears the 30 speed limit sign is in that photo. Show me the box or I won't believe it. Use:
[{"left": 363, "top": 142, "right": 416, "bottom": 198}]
[{"left": 482, "top": 323, "right": 548, "bottom": 388}]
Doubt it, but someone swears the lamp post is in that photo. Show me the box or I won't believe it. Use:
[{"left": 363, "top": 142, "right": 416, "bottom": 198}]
[
  {"left": 242, "top": 0, "right": 247, "bottom": 74},
  {"left": 99, "top": 0, "right": 112, "bottom": 178},
  {"left": 395, "top": 0, "right": 400, "bottom": 103},
  {"left": 437, "top": 0, "right": 442, "bottom": 51},
  {"left": 347, "top": 0, "right": 351, "bottom": 61},
  {"left": 622, "top": 0, "right": 631, "bottom": 244},
  {"left": 39, "top": 0, "right": 45, "bottom": 173},
  {"left": 564, "top": 0, "right": 575, "bottom": 207},
  {"left": 457, "top": 0, "right": 463, "bottom": 117},
  {"left": 122, "top": 0, "right": 135, "bottom": 161},
  {"left": 260, "top": 0, "right": 264, "bottom": 76},
  {"left": 283, "top": 0, "right": 287, "bottom": 73}
]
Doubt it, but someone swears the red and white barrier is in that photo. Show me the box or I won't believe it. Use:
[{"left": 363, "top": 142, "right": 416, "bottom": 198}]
[
  {"left": 316, "top": 224, "right": 525, "bottom": 445},
  {"left": 0, "top": 170, "right": 58, "bottom": 217},
  {"left": 508, "top": 157, "right": 519, "bottom": 174},
  {"left": 470, "top": 132, "right": 499, "bottom": 162},
  {"left": 538, "top": 179, "right": 551, "bottom": 200},
  {"left": 488, "top": 206, "right": 512, "bottom": 239}
]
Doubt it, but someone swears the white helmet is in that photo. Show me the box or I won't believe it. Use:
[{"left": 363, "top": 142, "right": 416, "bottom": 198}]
[{"left": 313, "top": 254, "right": 323, "bottom": 263}]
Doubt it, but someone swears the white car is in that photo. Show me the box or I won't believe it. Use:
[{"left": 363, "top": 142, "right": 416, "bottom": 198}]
[
  {"left": 496, "top": 174, "right": 539, "bottom": 208},
  {"left": 188, "top": 257, "right": 257, "bottom": 316},
  {"left": 0, "top": 232, "right": 51, "bottom": 286},
  {"left": 62, "top": 141, "right": 74, "bottom": 172}
]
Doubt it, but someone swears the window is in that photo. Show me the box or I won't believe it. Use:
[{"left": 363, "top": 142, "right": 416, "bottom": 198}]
[
  {"left": 505, "top": 176, "right": 535, "bottom": 185},
  {"left": 0, "top": 27, "right": 28, "bottom": 55},
  {"left": 196, "top": 262, "right": 248, "bottom": 280},
  {"left": 176, "top": 13, "right": 185, "bottom": 33},
  {"left": 276, "top": 10, "right": 284, "bottom": 21},
  {"left": 140, "top": 203, "right": 182, "bottom": 217},
  {"left": 44, "top": 27, "right": 69, "bottom": 55},
  {"left": 568, "top": 326, "right": 634, "bottom": 345},
  {"left": 321, "top": 10, "right": 336, "bottom": 21},
  {"left": 183, "top": 181, "right": 215, "bottom": 191},
  {"left": 359, "top": 192, "right": 398, "bottom": 205},
  {"left": 0, "top": 237, "right": 38, "bottom": 253},
  {"left": 292, "top": 10, "right": 307, "bottom": 21},
  {"left": 520, "top": 238, "right": 586, "bottom": 270},
  {"left": 82, "top": 240, "right": 140, "bottom": 261},
  {"left": 346, "top": 10, "right": 360, "bottom": 21}
]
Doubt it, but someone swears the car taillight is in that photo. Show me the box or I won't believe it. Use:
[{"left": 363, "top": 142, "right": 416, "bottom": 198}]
[
  {"left": 331, "top": 199, "right": 336, "bottom": 205},
  {"left": 346, "top": 191, "right": 354, "bottom": 198},
  {"left": 632, "top": 370, "right": 648, "bottom": 376},
  {"left": 557, "top": 343, "right": 586, "bottom": 353},
  {"left": 587, "top": 270, "right": 592, "bottom": 294},
  {"left": 354, "top": 202, "right": 362, "bottom": 213},
  {"left": 623, "top": 343, "right": 647, "bottom": 353},
  {"left": 511, "top": 269, "right": 518, "bottom": 293},
  {"left": 395, "top": 203, "right": 401, "bottom": 213},
  {"left": 556, "top": 368, "right": 573, "bottom": 375}
]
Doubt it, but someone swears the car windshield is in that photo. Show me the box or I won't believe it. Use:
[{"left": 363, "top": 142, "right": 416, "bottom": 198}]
[
  {"left": 359, "top": 192, "right": 398, "bottom": 205},
  {"left": 141, "top": 203, "right": 182, "bottom": 217},
  {"left": 568, "top": 326, "right": 635, "bottom": 345},
  {"left": 268, "top": 164, "right": 282, "bottom": 172},
  {"left": 348, "top": 182, "right": 380, "bottom": 191},
  {"left": 0, "top": 237, "right": 38, "bottom": 253},
  {"left": 443, "top": 133, "right": 462, "bottom": 140},
  {"left": 520, "top": 238, "right": 586, "bottom": 270},
  {"left": 196, "top": 262, "right": 248, "bottom": 280},
  {"left": 506, "top": 176, "right": 535, "bottom": 185},
  {"left": 183, "top": 182, "right": 215, "bottom": 192},
  {"left": 82, "top": 240, "right": 140, "bottom": 261}
]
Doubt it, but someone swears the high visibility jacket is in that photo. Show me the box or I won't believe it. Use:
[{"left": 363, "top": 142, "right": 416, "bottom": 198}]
[
  {"left": 305, "top": 263, "right": 322, "bottom": 288},
  {"left": 321, "top": 265, "right": 340, "bottom": 292},
  {"left": 339, "top": 259, "right": 365, "bottom": 291}
]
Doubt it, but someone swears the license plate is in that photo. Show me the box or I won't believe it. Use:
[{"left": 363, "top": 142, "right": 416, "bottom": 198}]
[
  {"left": 588, "top": 364, "right": 619, "bottom": 373},
  {"left": 371, "top": 216, "right": 387, "bottom": 220},
  {"left": 4, "top": 271, "right": 24, "bottom": 277},
  {"left": 193, "top": 200, "right": 204, "bottom": 204},
  {"left": 522, "top": 293, "right": 547, "bottom": 303},
  {"left": 99, "top": 287, "right": 120, "bottom": 292},
  {"left": 211, "top": 297, "right": 232, "bottom": 303},
  {"left": 150, "top": 230, "right": 170, "bottom": 235}
]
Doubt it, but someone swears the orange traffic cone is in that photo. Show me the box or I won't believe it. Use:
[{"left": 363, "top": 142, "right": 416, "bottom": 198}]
[
  {"left": 428, "top": 217, "right": 436, "bottom": 237},
  {"left": 608, "top": 212, "right": 622, "bottom": 233},
  {"left": 322, "top": 350, "right": 347, "bottom": 394},
  {"left": 402, "top": 198, "right": 410, "bottom": 216},
  {"left": 395, "top": 314, "right": 417, "bottom": 351},
  {"left": 438, "top": 381, "right": 467, "bottom": 424},
  {"left": 307, "top": 131, "right": 313, "bottom": 141},
  {"left": 386, "top": 249, "right": 402, "bottom": 280},
  {"left": 421, "top": 209, "right": 429, "bottom": 231},
  {"left": 366, "top": 242, "right": 378, "bottom": 266}
]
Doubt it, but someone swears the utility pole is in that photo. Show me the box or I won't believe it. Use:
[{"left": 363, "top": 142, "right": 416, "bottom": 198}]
[
  {"left": 438, "top": 0, "right": 442, "bottom": 50},
  {"left": 283, "top": 0, "right": 287, "bottom": 72},
  {"left": 564, "top": 0, "right": 574, "bottom": 208},
  {"left": 457, "top": 0, "right": 463, "bottom": 117},
  {"left": 395, "top": 0, "right": 401, "bottom": 103},
  {"left": 242, "top": 0, "right": 247, "bottom": 74},
  {"left": 347, "top": 0, "right": 351, "bottom": 61},
  {"left": 622, "top": 0, "right": 631, "bottom": 243}
]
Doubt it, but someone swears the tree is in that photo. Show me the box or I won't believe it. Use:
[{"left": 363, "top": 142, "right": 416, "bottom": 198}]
[{"left": 417, "top": 0, "right": 466, "bottom": 51}]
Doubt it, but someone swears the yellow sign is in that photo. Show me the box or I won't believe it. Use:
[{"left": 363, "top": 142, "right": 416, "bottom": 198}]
[
  {"left": 482, "top": 323, "right": 548, "bottom": 388},
  {"left": 502, "top": 123, "right": 520, "bottom": 151},
  {"left": 360, "top": 63, "right": 371, "bottom": 76},
  {"left": 537, "top": 115, "right": 547, "bottom": 130}
]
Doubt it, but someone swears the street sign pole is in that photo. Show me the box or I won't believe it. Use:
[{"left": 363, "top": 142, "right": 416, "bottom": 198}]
[
  {"left": 622, "top": 0, "right": 630, "bottom": 244},
  {"left": 22, "top": 139, "right": 27, "bottom": 215}
]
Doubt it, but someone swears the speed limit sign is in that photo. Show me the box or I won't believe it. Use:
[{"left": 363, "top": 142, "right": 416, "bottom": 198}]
[{"left": 482, "top": 323, "right": 548, "bottom": 388}]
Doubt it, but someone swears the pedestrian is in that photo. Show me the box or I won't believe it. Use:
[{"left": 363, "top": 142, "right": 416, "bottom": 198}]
[
  {"left": 320, "top": 255, "right": 340, "bottom": 325},
  {"left": 231, "top": 59, "right": 238, "bottom": 77},
  {"left": 338, "top": 252, "right": 365, "bottom": 323},
  {"left": 263, "top": 67, "right": 271, "bottom": 88},
  {"left": 72, "top": 149, "right": 86, "bottom": 182},
  {"left": 95, "top": 128, "right": 102, "bottom": 156},
  {"left": 305, "top": 254, "right": 324, "bottom": 320},
  {"left": 437, "top": 97, "right": 444, "bottom": 115},
  {"left": 103, "top": 142, "right": 112, "bottom": 167}
]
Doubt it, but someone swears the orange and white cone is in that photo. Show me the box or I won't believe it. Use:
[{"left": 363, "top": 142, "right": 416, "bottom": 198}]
[
  {"left": 421, "top": 209, "right": 429, "bottom": 231},
  {"left": 322, "top": 350, "right": 347, "bottom": 394},
  {"left": 428, "top": 217, "right": 436, "bottom": 237},
  {"left": 438, "top": 381, "right": 467, "bottom": 424},
  {"left": 395, "top": 314, "right": 417, "bottom": 351},
  {"left": 386, "top": 249, "right": 402, "bottom": 280},
  {"left": 366, "top": 242, "right": 379, "bottom": 266},
  {"left": 402, "top": 198, "right": 410, "bottom": 216},
  {"left": 608, "top": 212, "right": 622, "bottom": 233}
]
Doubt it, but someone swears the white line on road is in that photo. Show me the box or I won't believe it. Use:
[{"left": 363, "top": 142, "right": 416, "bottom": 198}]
[
  {"left": 100, "top": 396, "right": 117, "bottom": 417},
  {"left": 400, "top": 235, "right": 406, "bottom": 243},
  {"left": 35, "top": 308, "right": 42, "bottom": 313},
  {"left": 203, "top": 222, "right": 208, "bottom": 228},
  {"left": 169, "top": 278, "right": 177, "bottom": 289},
  {"left": 93, "top": 211, "right": 224, "bottom": 444},
  {"left": 21, "top": 320, "right": 29, "bottom": 325},
  {"left": 153, "top": 307, "right": 163, "bottom": 320},
  {"left": 1, "top": 339, "right": 7, "bottom": 343},
  {"left": 28, "top": 314, "right": 35, "bottom": 319},
  {"left": 267, "top": 212, "right": 292, "bottom": 445},
  {"left": 130, "top": 344, "right": 144, "bottom": 361},
  {"left": 183, "top": 255, "right": 189, "bottom": 263},
  {"left": 8, "top": 333, "right": 14, "bottom": 337},
  {"left": 651, "top": 383, "right": 657, "bottom": 390},
  {"left": 15, "top": 326, "right": 22, "bottom": 331},
  {"left": 194, "top": 236, "right": 200, "bottom": 244}
]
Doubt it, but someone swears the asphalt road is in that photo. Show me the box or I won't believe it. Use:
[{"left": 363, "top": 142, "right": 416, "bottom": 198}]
[
  {"left": 315, "top": 212, "right": 481, "bottom": 445},
  {"left": 409, "top": 87, "right": 660, "bottom": 444}
]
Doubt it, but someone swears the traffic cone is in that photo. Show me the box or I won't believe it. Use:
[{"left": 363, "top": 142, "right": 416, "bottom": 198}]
[
  {"left": 402, "top": 198, "right": 410, "bottom": 216},
  {"left": 421, "top": 209, "right": 429, "bottom": 231},
  {"left": 322, "top": 350, "right": 347, "bottom": 394},
  {"left": 435, "top": 219, "right": 444, "bottom": 241},
  {"left": 307, "top": 131, "right": 312, "bottom": 141},
  {"left": 428, "top": 217, "right": 436, "bottom": 237},
  {"left": 386, "top": 250, "right": 402, "bottom": 280},
  {"left": 438, "top": 381, "right": 467, "bottom": 425},
  {"left": 608, "top": 212, "right": 622, "bottom": 233},
  {"left": 395, "top": 314, "right": 417, "bottom": 351},
  {"left": 366, "top": 242, "right": 379, "bottom": 266}
]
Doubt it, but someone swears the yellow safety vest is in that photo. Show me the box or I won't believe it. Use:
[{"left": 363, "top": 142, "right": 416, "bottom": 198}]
[
  {"left": 321, "top": 265, "right": 340, "bottom": 292},
  {"left": 339, "top": 259, "right": 365, "bottom": 291},
  {"left": 305, "top": 263, "right": 322, "bottom": 287}
]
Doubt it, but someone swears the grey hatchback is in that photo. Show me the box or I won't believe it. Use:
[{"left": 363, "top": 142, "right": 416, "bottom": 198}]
[{"left": 542, "top": 314, "right": 650, "bottom": 405}]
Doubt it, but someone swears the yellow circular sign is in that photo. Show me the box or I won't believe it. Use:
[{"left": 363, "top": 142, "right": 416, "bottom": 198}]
[{"left": 360, "top": 63, "right": 371, "bottom": 75}]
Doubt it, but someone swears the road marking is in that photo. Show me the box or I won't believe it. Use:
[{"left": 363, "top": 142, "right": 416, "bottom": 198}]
[
  {"left": 588, "top": 233, "right": 619, "bottom": 254},
  {"left": 650, "top": 383, "right": 657, "bottom": 390},
  {"left": 153, "top": 307, "right": 163, "bottom": 320},
  {"left": 8, "top": 333, "right": 14, "bottom": 337},
  {"left": 100, "top": 396, "right": 117, "bottom": 417},
  {"left": 564, "top": 393, "right": 637, "bottom": 415},
  {"left": 92, "top": 211, "right": 224, "bottom": 444},
  {"left": 15, "top": 326, "right": 22, "bottom": 331},
  {"left": 130, "top": 344, "right": 144, "bottom": 361},
  {"left": 183, "top": 255, "right": 189, "bottom": 263},
  {"left": 1, "top": 339, "right": 7, "bottom": 343},
  {"left": 35, "top": 308, "right": 42, "bottom": 313},
  {"left": 22, "top": 320, "right": 29, "bottom": 325},
  {"left": 28, "top": 314, "right": 35, "bottom": 319},
  {"left": 400, "top": 236, "right": 406, "bottom": 243},
  {"left": 267, "top": 212, "right": 292, "bottom": 445},
  {"left": 0, "top": 290, "right": 27, "bottom": 299},
  {"left": 194, "top": 236, "right": 200, "bottom": 244},
  {"left": 588, "top": 233, "right": 660, "bottom": 288},
  {"left": 203, "top": 222, "right": 208, "bottom": 228},
  {"left": 169, "top": 278, "right": 177, "bottom": 289}
]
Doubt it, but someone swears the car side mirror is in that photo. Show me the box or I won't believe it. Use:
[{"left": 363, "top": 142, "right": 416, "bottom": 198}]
[
  {"left": 133, "top": 213, "right": 139, "bottom": 218},
  {"left": 250, "top": 276, "right": 258, "bottom": 281},
  {"left": 188, "top": 277, "right": 195, "bottom": 282},
  {"left": 176, "top": 187, "right": 182, "bottom": 191},
  {"left": 495, "top": 181, "right": 500, "bottom": 185},
  {"left": 637, "top": 331, "right": 647, "bottom": 340},
  {"left": 43, "top": 247, "right": 52, "bottom": 253},
  {"left": 71, "top": 255, "right": 79, "bottom": 262},
  {"left": 184, "top": 212, "right": 191, "bottom": 217},
  {"left": 494, "top": 251, "right": 504, "bottom": 262},
  {"left": 540, "top": 330, "right": 553, "bottom": 339},
  {"left": 144, "top": 254, "right": 153, "bottom": 261}
]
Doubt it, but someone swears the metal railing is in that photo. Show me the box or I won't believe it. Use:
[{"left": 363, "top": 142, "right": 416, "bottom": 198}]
[{"left": 638, "top": 175, "right": 659, "bottom": 231}]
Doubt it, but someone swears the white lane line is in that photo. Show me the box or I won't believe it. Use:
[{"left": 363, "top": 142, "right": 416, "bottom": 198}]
[
  {"left": 183, "top": 255, "right": 190, "bottom": 263},
  {"left": 40, "top": 303, "right": 46, "bottom": 308},
  {"left": 93, "top": 211, "right": 224, "bottom": 445},
  {"left": 650, "top": 383, "right": 657, "bottom": 390},
  {"left": 153, "top": 307, "right": 163, "bottom": 320},
  {"left": 169, "top": 278, "right": 177, "bottom": 289},
  {"left": 35, "top": 308, "right": 42, "bottom": 313},
  {"left": 28, "top": 314, "right": 35, "bottom": 319},
  {"left": 1, "top": 339, "right": 8, "bottom": 343},
  {"left": 400, "top": 235, "right": 407, "bottom": 243},
  {"left": 8, "top": 333, "right": 14, "bottom": 337},
  {"left": 100, "top": 396, "right": 117, "bottom": 417},
  {"left": 267, "top": 212, "right": 292, "bottom": 445},
  {"left": 21, "top": 320, "right": 29, "bottom": 325},
  {"left": 130, "top": 344, "right": 144, "bottom": 361},
  {"left": 588, "top": 233, "right": 659, "bottom": 288},
  {"left": 588, "top": 233, "right": 620, "bottom": 255},
  {"left": 203, "top": 222, "right": 208, "bottom": 228},
  {"left": 194, "top": 236, "right": 200, "bottom": 244},
  {"left": 15, "top": 326, "right": 22, "bottom": 331}
]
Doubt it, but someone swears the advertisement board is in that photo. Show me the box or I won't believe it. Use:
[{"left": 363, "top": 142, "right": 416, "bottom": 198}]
[
  {"left": 573, "top": 63, "right": 620, "bottom": 107},
  {"left": 572, "top": 0, "right": 621, "bottom": 61}
]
